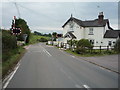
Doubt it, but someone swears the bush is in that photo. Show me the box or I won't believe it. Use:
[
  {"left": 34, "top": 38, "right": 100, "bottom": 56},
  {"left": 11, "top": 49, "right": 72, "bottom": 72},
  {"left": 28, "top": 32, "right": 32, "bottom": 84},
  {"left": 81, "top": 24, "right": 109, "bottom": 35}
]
[
  {"left": 38, "top": 37, "right": 48, "bottom": 42},
  {"left": 2, "top": 30, "right": 17, "bottom": 50},
  {"left": 2, "top": 30, "right": 17, "bottom": 62},
  {"left": 114, "top": 39, "right": 120, "bottom": 53},
  {"left": 76, "top": 39, "right": 93, "bottom": 54}
]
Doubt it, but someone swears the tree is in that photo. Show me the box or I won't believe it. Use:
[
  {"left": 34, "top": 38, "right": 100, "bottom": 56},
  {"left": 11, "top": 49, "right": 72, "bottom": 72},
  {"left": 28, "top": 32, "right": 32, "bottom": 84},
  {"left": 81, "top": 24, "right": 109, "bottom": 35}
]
[
  {"left": 67, "top": 40, "right": 78, "bottom": 50},
  {"left": 76, "top": 39, "right": 93, "bottom": 54},
  {"left": 52, "top": 32, "right": 57, "bottom": 41},
  {"left": 15, "top": 18, "right": 31, "bottom": 43}
]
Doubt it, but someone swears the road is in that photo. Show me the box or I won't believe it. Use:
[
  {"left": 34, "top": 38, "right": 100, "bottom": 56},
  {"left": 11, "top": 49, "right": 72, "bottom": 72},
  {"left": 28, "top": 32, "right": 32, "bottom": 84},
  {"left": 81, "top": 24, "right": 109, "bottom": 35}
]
[{"left": 6, "top": 43, "right": 118, "bottom": 88}]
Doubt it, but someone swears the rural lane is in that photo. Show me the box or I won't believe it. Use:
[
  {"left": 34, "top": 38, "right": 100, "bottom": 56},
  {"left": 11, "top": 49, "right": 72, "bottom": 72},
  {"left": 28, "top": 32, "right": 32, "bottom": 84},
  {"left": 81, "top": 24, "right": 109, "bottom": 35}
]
[{"left": 6, "top": 43, "right": 118, "bottom": 88}]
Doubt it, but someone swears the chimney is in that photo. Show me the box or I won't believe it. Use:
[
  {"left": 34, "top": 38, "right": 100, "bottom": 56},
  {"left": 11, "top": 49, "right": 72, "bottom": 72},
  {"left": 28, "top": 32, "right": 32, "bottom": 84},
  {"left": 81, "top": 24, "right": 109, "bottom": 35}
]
[{"left": 98, "top": 12, "right": 104, "bottom": 22}]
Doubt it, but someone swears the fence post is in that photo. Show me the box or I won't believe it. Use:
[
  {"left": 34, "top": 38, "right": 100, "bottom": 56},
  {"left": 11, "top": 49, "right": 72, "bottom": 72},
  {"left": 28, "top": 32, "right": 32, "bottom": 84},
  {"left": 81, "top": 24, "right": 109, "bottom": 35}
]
[
  {"left": 100, "top": 46, "right": 101, "bottom": 53},
  {"left": 65, "top": 43, "right": 67, "bottom": 49},
  {"left": 107, "top": 46, "right": 109, "bottom": 51}
]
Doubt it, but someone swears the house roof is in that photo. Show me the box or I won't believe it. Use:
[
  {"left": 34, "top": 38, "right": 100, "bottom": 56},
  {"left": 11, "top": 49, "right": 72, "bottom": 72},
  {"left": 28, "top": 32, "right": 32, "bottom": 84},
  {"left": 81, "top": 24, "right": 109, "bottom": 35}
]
[
  {"left": 64, "top": 32, "right": 76, "bottom": 39},
  {"left": 57, "top": 34, "right": 63, "bottom": 38},
  {"left": 62, "top": 17, "right": 113, "bottom": 30},
  {"left": 104, "top": 30, "right": 120, "bottom": 38}
]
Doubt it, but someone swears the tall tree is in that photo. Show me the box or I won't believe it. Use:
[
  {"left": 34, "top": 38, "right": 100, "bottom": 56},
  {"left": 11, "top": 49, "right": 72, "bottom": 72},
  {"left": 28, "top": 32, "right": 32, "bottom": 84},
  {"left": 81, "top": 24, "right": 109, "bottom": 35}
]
[
  {"left": 52, "top": 32, "right": 57, "bottom": 41},
  {"left": 15, "top": 18, "right": 31, "bottom": 43}
]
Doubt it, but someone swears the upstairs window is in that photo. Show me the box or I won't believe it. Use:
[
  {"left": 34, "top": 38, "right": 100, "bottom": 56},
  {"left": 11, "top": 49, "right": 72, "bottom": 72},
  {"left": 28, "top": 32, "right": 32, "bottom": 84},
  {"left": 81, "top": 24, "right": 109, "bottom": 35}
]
[
  {"left": 89, "top": 28, "right": 94, "bottom": 35},
  {"left": 69, "top": 21, "right": 74, "bottom": 31}
]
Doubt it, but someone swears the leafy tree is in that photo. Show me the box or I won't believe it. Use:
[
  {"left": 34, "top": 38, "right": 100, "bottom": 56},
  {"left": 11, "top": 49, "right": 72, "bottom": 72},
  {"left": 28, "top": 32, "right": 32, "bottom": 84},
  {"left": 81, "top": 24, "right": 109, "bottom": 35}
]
[
  {"left": 52, "top": 32, "right": 57, "bottom": 41},
  {"left": 34, "top": 31, "right": 52, "bottom": 37},
  {"left": 114, "top": 39, "right": 120, "bottom": 53},
  {"left": 38, "top": 37, "right": 48, "bottom": 42},
  {"left": 15, "top": 18, "right": 31, "bottom": 43},
  {"left": 76, "top": 39, "right": 93, "bottom": 54},
  {"left": 67, "top": 40, "right": 78, "bottom": 50}
]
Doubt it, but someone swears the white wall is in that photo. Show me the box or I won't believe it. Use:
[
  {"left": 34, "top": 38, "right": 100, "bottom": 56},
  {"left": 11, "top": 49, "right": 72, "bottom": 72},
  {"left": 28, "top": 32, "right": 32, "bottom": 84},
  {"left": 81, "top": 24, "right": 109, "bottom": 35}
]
[
  {"left": 84, "top": 27, "right": 105, "bottom": 46},
  {"left": 72, "top": 22, "right": 84, "bottom": 40},
  {"left": 63, "top": 21, "right": 117, "bottom": 47},
  {"left": 102, "top": 38, "right": 117, "bottom": 46}
]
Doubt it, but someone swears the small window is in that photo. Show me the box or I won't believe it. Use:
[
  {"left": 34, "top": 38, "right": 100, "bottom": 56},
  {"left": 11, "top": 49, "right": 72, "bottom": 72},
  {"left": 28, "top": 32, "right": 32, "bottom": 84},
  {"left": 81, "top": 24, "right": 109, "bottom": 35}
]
[
  {"left": 89, "top": 28, "right": 93, "bottom": 35},
  {"left": 108, "top": 41, "right": 112, "bottom": 46},
  {"left": 90, "top": 40, "right": 94, "bottom": 45},
  {"left": 113, "top": 42, "right": 116, "bottom": 44}
]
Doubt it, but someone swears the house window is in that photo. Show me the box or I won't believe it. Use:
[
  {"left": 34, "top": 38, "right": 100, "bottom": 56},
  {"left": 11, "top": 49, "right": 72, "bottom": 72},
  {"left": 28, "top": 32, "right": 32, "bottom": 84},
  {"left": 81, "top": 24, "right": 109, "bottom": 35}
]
[
  {"left": 89, "top": 28, "right": 93, "bottom": 35},
  {"left": 90, "top": 40, "right": 94, "bottom": 45},
  {"left": 108, "top": 41, "right": 112, "bottom": 46},
  {"left": 69, "top": 21, "right": 74, "bottom": 31}
]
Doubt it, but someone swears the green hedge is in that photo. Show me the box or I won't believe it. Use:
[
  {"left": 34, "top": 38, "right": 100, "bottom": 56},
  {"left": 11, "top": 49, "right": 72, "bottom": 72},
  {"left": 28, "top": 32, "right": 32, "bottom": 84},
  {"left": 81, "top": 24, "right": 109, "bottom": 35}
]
[{"left": 2, "top": 30, "right": 17, "bottom": 62}]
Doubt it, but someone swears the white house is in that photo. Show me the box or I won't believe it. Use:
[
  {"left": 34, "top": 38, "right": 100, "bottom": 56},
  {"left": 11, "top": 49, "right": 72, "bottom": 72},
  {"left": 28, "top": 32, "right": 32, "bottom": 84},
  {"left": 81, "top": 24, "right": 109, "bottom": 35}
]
[{"left": 62, "top": 12, "right": 120, "bottom": 48}]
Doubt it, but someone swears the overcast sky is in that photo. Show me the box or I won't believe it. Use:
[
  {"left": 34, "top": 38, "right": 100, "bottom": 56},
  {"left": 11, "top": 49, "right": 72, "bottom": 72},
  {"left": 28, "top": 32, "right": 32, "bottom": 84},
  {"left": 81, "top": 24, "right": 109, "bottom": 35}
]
[{"left": 1, "top": 1, "right": 119, "bottom": 33}]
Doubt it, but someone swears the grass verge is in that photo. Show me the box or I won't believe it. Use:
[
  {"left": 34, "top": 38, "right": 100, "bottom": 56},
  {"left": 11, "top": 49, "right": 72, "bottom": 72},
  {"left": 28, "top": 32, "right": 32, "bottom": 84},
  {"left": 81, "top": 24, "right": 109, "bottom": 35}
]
[
  {"left": 29, "top": 34, "right": 50, "bottom": 45},
  {"left": 65, "top": 49, "right": 117, "bottom": 57},
  {"left": 2, "top": 47, "right": 26, "bottom": 79}
]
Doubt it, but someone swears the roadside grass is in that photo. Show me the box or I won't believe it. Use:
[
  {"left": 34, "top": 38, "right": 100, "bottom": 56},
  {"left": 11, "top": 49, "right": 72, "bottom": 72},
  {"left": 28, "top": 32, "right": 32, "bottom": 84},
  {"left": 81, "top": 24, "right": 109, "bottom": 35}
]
[
  {"left": 0, "top": 63, "right": 2, "bottom": 79},
  {"left": 2, "top": 47, "right": 26, "bottom": 79},
  {"left": 2, "top": 34, "right": 50, "bottom": 79},
  {"left": 65, "top": 49, "right": 117, "bottom": 57},
  {"left": 29, "top": 33, "right": 50, "bottom": 45}
]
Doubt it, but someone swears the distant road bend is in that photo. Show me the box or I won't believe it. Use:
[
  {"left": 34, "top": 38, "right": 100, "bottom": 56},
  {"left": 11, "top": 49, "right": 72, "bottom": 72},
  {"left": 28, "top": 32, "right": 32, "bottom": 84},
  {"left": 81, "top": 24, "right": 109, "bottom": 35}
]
[{"left": 6, "top": 43, "right": 118, "bottom": 88}]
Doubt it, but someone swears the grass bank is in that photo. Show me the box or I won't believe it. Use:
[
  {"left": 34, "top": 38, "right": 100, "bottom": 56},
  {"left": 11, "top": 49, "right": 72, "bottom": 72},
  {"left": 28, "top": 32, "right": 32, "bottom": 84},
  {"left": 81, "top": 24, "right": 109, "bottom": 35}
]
[
  {"left": 65, "top": 49, "right": 117, "bottom": 57},
  {"left": 29, "top": 34, "right": 50, "bottom": 45},
  {"left": 2, "top": 46, "right": 26, "bottom": 79}
]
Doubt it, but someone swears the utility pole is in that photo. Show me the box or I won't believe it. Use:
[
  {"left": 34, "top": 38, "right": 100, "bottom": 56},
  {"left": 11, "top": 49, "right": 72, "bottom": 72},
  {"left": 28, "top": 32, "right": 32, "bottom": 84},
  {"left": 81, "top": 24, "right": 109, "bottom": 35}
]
[{"left": 14, "top": 2, "right": 21, "bottom": 18}]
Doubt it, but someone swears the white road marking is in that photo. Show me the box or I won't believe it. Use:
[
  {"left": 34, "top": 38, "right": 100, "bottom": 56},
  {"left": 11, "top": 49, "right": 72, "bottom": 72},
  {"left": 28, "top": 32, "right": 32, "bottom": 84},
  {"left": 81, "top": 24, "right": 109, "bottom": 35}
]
[
  {"left": 71, "top": 56, "right": 75, "bottom": 58},
  {"left": 99, "top": 67, "right": 104, "bottom": 70},
  {"left": 83, "top": 85, "right": 90, "bottom": 89},
  {"left": 99, "top": 67, "right": 112, "bottom": 72},
  {"left": 40, "top": 45, "right": 52, "bottom": 57},
  {"left": 44, "top": 49, "right": 52, "bottom": 57},
  {"left": 60, "top": 68, "right": 84, "bottom": 88},
  {"left": 3, "top": 63, "right": 20, "bottom": 89}
]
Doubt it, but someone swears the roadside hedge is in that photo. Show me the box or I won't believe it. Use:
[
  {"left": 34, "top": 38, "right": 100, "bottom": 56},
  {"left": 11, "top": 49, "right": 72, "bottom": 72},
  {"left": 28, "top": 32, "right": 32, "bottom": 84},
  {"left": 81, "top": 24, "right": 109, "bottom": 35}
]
[{"left": 2, "top": 30, "right": 17, "bottom": 62}]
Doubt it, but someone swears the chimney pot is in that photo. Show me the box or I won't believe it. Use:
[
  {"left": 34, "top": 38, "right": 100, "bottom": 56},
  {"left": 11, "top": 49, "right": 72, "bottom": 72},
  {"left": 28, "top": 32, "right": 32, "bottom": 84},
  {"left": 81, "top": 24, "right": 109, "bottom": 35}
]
[{"left": 98, "top": 12, "right": 104, "bottom": 22}]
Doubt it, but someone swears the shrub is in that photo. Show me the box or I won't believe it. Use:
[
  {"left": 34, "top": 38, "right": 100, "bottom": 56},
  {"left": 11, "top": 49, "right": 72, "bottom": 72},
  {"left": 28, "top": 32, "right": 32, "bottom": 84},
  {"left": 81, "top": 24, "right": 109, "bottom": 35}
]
[
  {"left": 2, "top": 30, "right": 17, "bottom": 62},
  {"left": 38, "top": 37, "right": 48, "bottom": 42},
  {"left": 76, "top": 39, "right": 93, "bottom": 54},
  {"left": 2, "top": 30, "right": 17, "bottom": 50},
  {"left": 114, "top": 39, "right": 120, "bottom": 53}
]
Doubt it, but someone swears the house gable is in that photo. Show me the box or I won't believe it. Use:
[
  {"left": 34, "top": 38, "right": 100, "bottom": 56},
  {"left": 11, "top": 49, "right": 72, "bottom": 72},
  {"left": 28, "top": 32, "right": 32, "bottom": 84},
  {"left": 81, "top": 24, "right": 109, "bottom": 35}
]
[{"left": 62, "top": 12, "right": 113, "bottom": 30}]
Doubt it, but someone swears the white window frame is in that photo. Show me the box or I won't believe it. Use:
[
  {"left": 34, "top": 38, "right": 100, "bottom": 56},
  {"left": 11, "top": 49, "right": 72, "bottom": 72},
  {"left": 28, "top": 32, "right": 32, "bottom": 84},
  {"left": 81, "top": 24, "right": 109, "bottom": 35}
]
[
  {"left": 69, "top": 21, "right": 74, "bottom": 31},
  {"left": 89, "top": 28, "right": 94, "bottom": 35}
]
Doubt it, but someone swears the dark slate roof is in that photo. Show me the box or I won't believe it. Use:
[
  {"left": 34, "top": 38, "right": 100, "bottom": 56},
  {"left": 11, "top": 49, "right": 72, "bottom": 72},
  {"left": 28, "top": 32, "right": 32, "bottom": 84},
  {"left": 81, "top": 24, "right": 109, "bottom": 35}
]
[
  {"left": 57, "top": 34, "right": 63, "bottom": 37},
  {"left": 62, "top": 17, "right": 113, "bottom": 30},
  {"left": 64, "top": 32, "right": 76, "bottom": 39},
  {"left": 104, "top": 30, "right": 120, "bottom": 38}
]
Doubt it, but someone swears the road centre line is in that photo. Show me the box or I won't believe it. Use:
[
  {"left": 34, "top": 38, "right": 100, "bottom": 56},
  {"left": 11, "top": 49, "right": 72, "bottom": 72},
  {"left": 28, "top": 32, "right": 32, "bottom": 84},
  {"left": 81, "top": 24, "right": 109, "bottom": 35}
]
[
  {"left": 60, "top": 68, "right": 84, "bottom": 88},
  {"left": 40, "top": 45, "right": 52, "bottom": 57},
  {"left": 83, "top": 85, "right": 91, "bottom": 89},
  {"left": 44, "top": 49, "right": 52, "bottom": 56}
]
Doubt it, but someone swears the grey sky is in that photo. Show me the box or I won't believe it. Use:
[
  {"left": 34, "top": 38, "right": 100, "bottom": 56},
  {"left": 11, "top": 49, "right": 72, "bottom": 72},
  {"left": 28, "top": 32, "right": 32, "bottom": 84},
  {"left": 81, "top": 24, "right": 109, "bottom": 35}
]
[{"left": 1, "top": 1, "right": 119, "bottom": 33}]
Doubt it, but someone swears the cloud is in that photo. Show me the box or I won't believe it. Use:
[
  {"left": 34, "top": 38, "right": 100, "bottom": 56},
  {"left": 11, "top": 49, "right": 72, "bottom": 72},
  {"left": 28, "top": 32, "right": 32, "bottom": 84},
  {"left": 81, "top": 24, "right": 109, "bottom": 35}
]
[{"left": 1, "top": 2, "right": 119, "bottom": 33}]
